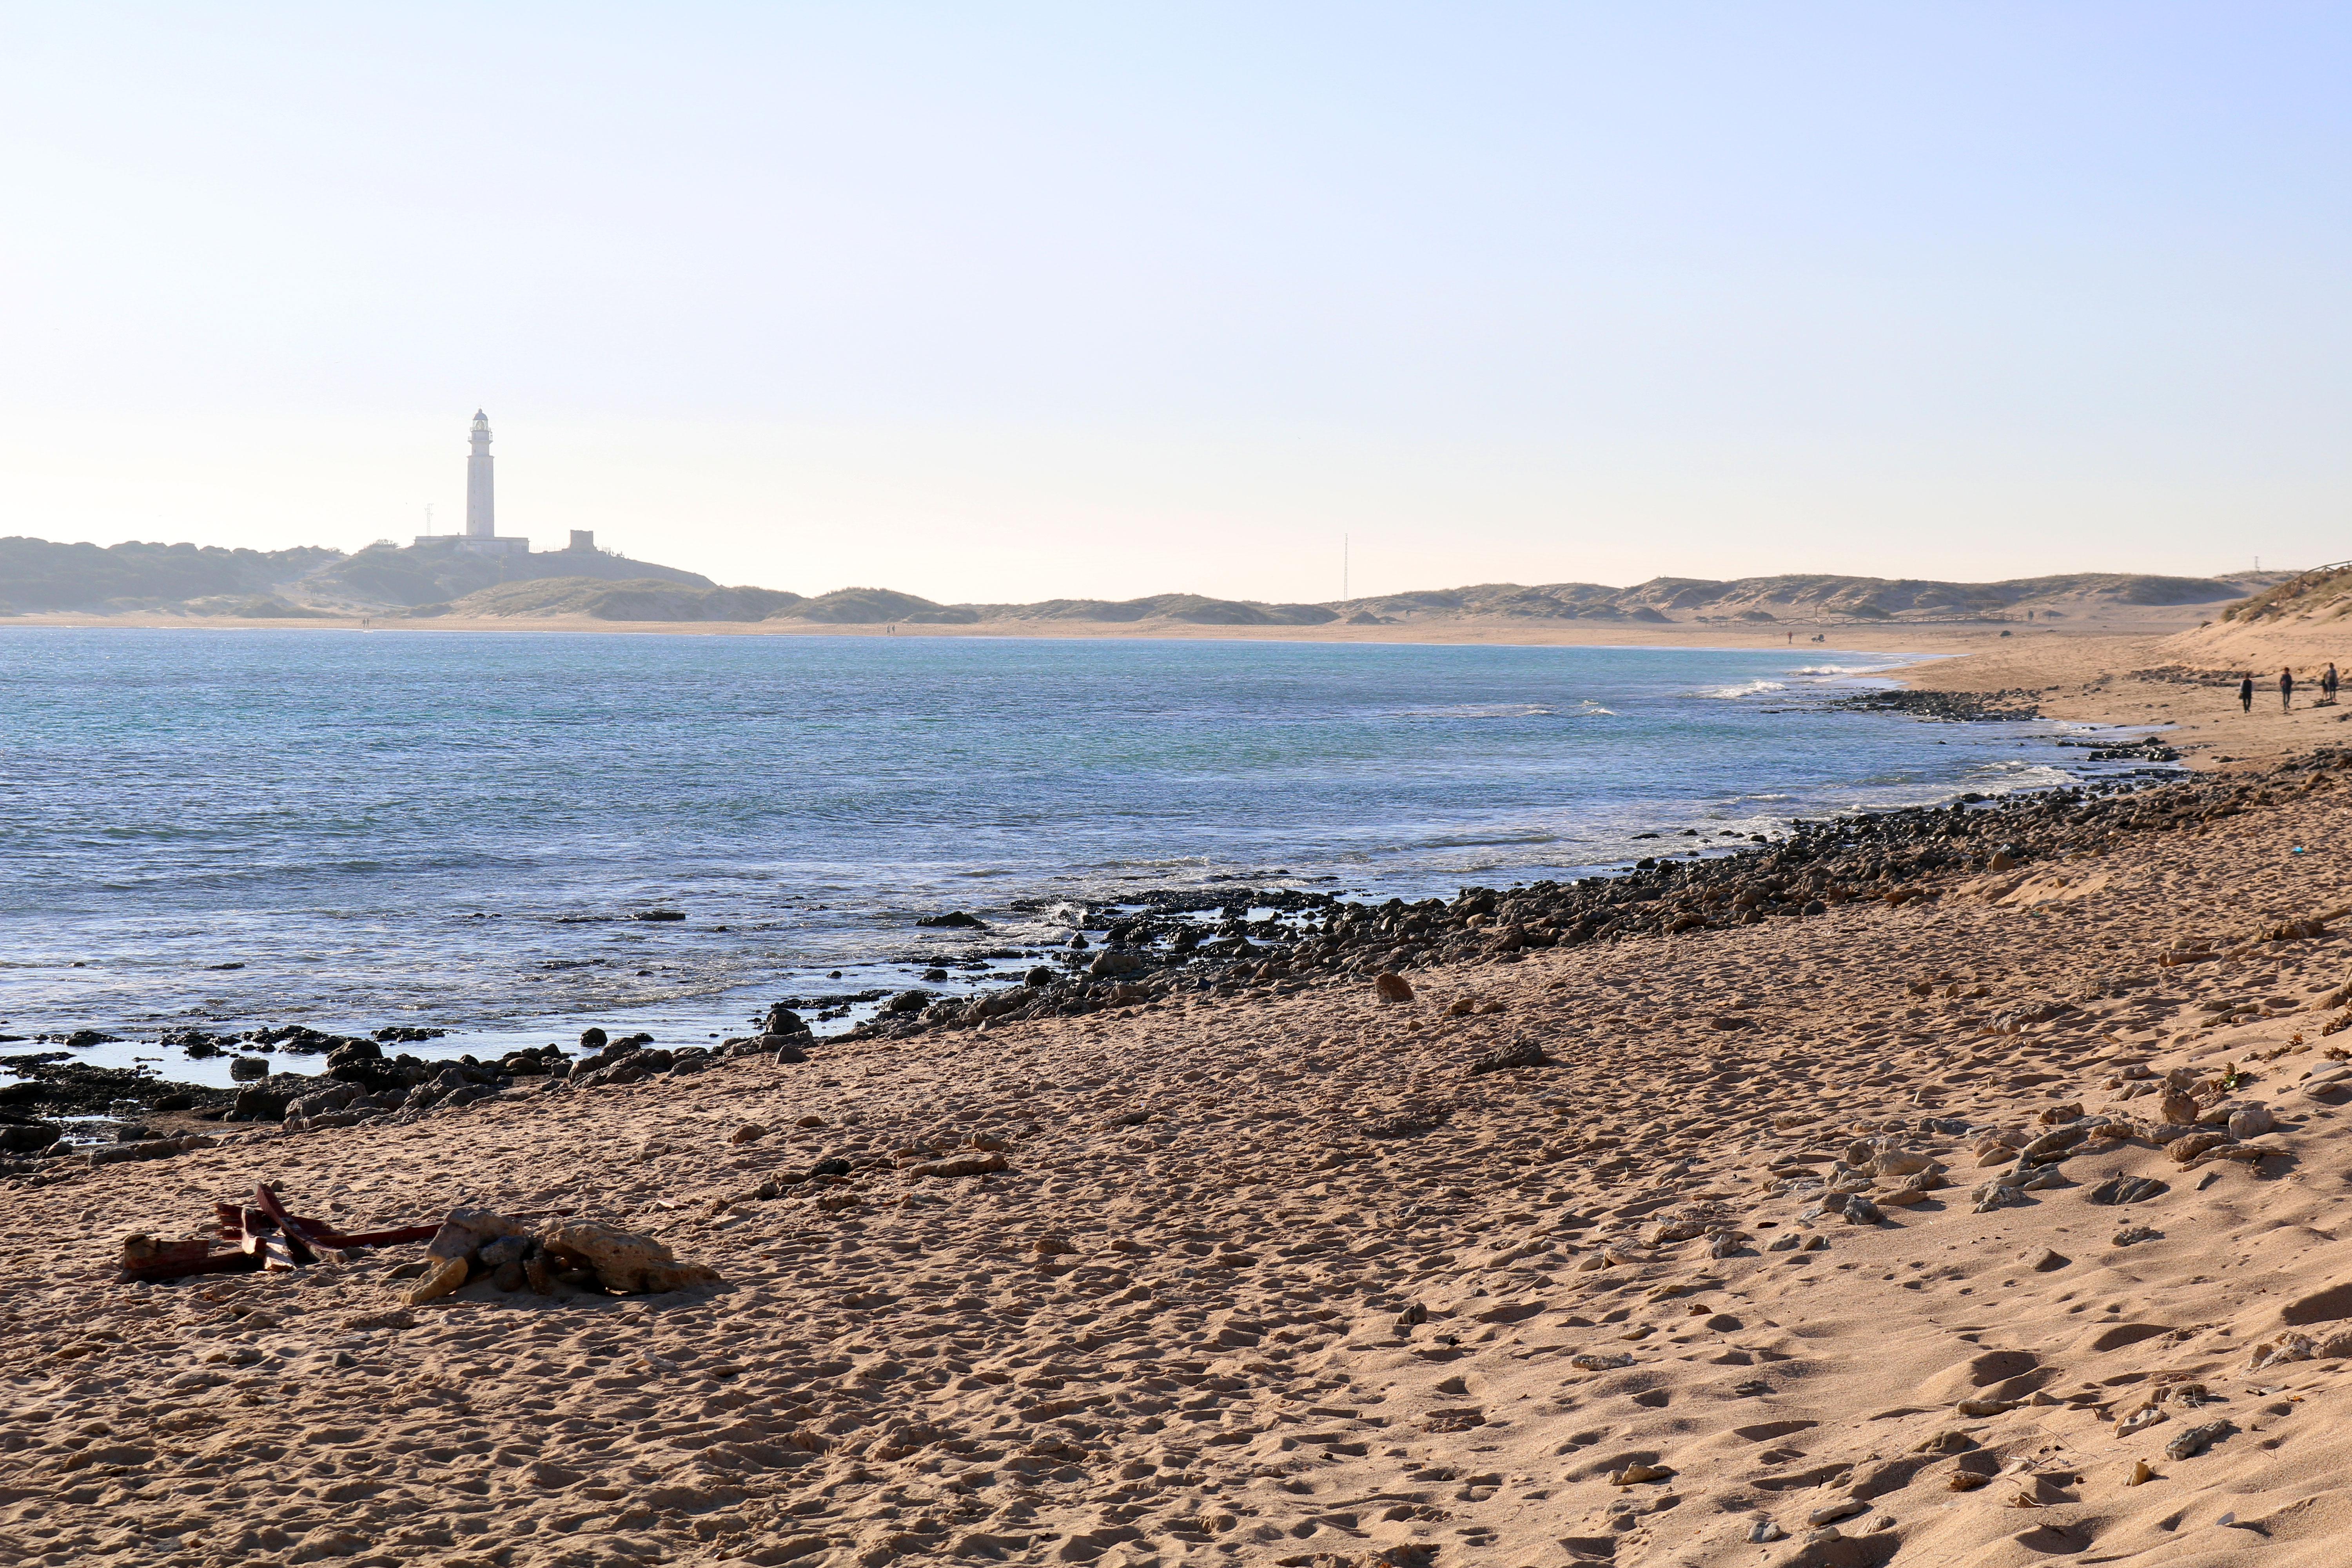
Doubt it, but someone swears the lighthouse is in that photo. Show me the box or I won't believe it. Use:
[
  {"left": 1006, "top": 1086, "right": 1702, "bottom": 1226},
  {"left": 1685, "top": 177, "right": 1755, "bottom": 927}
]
[
  {"left": 465, "top": 410, "right": 495, "bottom": 538},
  {"left": 417, "top": 411, "right": 530, "bottom": 555}
]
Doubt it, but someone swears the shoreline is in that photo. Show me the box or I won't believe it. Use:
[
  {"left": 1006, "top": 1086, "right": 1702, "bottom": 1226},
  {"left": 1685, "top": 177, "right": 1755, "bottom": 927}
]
[
  {"left": 1, "top": 606, "right": 2215, "bottom": 655},
  {"left": 16, "top": 725, "right": 2352, "bottom": 1564},
  {"left": 4, "top": 664, "right": 2172, "bottom": 1111},
  {"left": 0, "top": 681, "right": 2192, "bottom": 1153}
]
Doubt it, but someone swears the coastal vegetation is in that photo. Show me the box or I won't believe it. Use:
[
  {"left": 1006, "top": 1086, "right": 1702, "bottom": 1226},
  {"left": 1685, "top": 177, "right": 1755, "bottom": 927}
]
[{"left": 0, "top": 532, "right": 2274, "bottom": 627}]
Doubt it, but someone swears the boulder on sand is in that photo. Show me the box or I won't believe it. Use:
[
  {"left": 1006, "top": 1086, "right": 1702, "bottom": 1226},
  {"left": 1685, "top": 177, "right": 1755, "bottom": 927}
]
[{"left": 541, "top": 1220, "right": 721, "bottom": 1294}]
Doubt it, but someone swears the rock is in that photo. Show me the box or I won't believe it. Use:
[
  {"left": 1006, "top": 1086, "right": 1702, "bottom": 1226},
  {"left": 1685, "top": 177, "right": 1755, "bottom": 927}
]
[
  {"left": 1869, "top": 1149, "right": 1939, "bottom": 1178},
  {"left": 2026, "top": 1246, "right": 2071, "bottom": 1272},
  {"left": 1571, "top": 1352, "right": 1634, "bottom": 1371},
  {"left": 426, "top": 1207, "right": 530, "bottom": 1261},
  {"left": 1089, "top": 951, "right": 1144, "bottom": 978},
  {"left": 2021, "top": 1125, "right": 2088, "bottom": 1163},
  {"left": 886, "top": 990, "right": 931, "bottom": 1014},
  {"left": 1955, "top": 1398, "right": 2019, "bottom": 1417},
  {"left": 729, "top": 1123, "right": 767, "bottom": 1145},
  {"left": 540, "top": 1220, "right": 720, "bottom": 1294},
  {"left": 0, "top": 1121, "right": 61, "bottom": 1154},
  {"left": 1842, "top": 1198, "right": 1884, "bottom": 1226},
  {"left": 2127, "top": 1459, "right": 2155, "bottom": 1486},
  {"left": 477, "top": 1234, "right": 532, "bottom": 1270},
  {"left": 2229, "top": 1104, "right": 2276, "bottom": 1138},
  {"left": 916, "top": 911, "right": 987, "bottom": 928},
  {"left": 2160, "top": 1088, "right": 2201, "bottom": 1125},
  {"left": 1470, "top": 1042, "right": 1544, "bottom": 1074},
  {"left": 907, "top": 1152, "right": 1009, "bottom": 1178},
  {"left": 1374, "top": 972, "right": 1415, "bottom": 1003},
  {"left": 1808, "top": 1499, "right": 1866, "bottom": 1527},
  {"left": 1611, "top": 1462, "right": 1670, "bottom": 1485},
  {"left": 228, "top": 1056, "right": 271, "bottom": 1082},
  {"left": 2164, "top": 1420, "right": 2234, "bottom": 1460},
  {"left": 2169, "top": 1131, "right": 2236, "bottom": 1164},
  {"left": 2249, "top": 1334, "right": 2315, "bottom": 1370},
  {"left": 406, "top": 1255, "right": 470, "bottom": 1305},
  {"left": 230, "top": 1085, "right": 292, "bottom": 1121},
  {"left": 285, "top": 1083, "right": 361, "bottom": 1121},
  {"left": 341, "top": 1308, "right": 415, "bottom": 1331},
  {"left": 2087, "top": 1174, "right": 2166, "bottom": 1205},
  {"left": 2112, "top": 1225, "right": 2161, "bottom": 1245}
]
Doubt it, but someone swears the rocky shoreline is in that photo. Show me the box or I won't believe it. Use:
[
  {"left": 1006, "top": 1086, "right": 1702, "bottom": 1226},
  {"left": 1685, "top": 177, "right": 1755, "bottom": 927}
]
[{"left": 4, "top": 738, "right": 2288, "bottom": 1180}]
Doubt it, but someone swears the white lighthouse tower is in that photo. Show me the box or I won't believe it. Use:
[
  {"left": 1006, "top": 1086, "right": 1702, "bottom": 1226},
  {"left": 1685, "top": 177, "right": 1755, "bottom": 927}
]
[
  {"left": 465, "top": 410, "right": 495, "bottom": 539},
  {"left": 418, "top": 410, "right": 529, "bottom": 555}
]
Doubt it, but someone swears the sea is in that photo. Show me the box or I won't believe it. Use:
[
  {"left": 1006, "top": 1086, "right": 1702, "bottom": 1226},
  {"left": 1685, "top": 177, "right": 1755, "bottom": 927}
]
[{"left": 1, "top": 628, "right": 2163, "bottom": 1089}]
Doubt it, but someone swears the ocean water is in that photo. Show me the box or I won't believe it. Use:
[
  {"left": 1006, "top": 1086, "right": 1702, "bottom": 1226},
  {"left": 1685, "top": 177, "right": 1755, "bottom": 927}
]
[{"left": 1, "top": 629, "right": 2152, "bottom": 1085}]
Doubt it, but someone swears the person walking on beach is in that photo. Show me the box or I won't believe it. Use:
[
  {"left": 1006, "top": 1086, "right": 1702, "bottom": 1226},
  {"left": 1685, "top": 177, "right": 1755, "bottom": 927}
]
[
  {"left": 2281, "top": 666, "right": 2296, "bottom": 711},
  {"left": 2327, "top": 662, "right": 2341, "bottom": 704},
  {"left": 2240, "top": 675, "right": 2254, "bottom": 713}
]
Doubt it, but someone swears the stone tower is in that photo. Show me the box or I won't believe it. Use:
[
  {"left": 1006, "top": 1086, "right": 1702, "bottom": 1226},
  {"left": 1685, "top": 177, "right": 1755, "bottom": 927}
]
[{"left": 465, "top": 410, "right": 495, "bottom": 537}]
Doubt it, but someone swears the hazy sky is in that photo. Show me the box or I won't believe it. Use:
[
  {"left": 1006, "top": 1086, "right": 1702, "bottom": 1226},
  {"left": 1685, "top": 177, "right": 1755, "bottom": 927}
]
[{"left": 2, "top": 4, "right": 2346, "bottom": 602}]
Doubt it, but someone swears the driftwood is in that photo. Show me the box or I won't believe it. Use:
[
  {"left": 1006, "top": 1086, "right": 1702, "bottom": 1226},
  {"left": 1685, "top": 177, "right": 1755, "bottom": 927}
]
[
  {"left": 251, "top": 1183, "right": 437, "bottom": 1251},
  {"left": 119, "top": 1185, "right": 434, "bottom": 1283}
]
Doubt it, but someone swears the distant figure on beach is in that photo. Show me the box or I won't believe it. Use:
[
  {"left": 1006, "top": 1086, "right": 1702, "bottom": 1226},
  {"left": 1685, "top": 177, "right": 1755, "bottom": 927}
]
[
  {"left": 2327, "top": 662, "right": 2341, "bottom": 704},
  {"left": 2240, "top": 675, "right": 2254, "bottom": 713},
  {"left": 2281, "top": 666, "right": 2295, "bottom": 711}
]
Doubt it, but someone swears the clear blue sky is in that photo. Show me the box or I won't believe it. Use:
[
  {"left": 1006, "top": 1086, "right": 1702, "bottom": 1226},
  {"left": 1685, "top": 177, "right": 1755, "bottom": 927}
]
[{"left": 1, "top": 4, "right": 2345, "bottom": 601}]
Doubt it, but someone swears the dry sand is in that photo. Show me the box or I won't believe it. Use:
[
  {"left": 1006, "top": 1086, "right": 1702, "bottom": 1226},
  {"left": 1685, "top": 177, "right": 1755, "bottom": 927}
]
[{"left": 21, "top": 622, "right": 2352, "bottom": 1567}]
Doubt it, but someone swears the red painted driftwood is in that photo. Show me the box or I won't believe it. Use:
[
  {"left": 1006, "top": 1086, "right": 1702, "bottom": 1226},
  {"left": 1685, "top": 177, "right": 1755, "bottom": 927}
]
[{"left": 118, "top": 1184, "right": 434, "bottom": 1283}]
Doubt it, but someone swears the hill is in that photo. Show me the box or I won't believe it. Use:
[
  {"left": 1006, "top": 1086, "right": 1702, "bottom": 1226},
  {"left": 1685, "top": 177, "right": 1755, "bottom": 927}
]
[
  {"left": 0, "top": 537, "right": 341, "bottom": 612},
  {"left": 1328, "top": 571, "right": 2267, "bottom": 625},
  {"left": 312, "top": 539, "right": 711, "bottom": 608},
  {"left": 0, "top": 532, "right": 2279, "bottom": 628}
]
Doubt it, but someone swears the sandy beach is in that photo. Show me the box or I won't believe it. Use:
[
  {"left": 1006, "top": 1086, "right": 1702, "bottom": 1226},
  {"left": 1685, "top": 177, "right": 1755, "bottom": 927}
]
[
  {"left": 15, "top": 621, "right": 2352, "bottom": 1567},
  {"left": 0, "top": 600, "right": 2218, "bottom": 655}
]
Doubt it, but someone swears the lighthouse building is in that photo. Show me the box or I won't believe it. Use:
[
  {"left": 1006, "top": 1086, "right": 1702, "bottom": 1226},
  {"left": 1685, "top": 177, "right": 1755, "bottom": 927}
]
[{"left": 415, "top": 411, "right": 531, "bottom": 555}]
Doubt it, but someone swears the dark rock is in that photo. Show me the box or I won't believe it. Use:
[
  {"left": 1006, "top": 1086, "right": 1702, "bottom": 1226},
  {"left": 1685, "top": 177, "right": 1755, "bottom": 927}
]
[
  {"left": 580, "top": 1027, "right": 608, "bottom": 1048},
  {"left": 916, "top": 911, "right": 987, "bottom": 928},
  {"left": 634, "top": 910, "right": 686, "bottom": 922},
  {"left": 1469, "top": 1042, "right": 1546, "bottom": 1074},
  {"left": 231, "top": 1086, "right": 293, "bottom": 1122},
  {"left": 0, "top": 1122, "right": 61, "bottom": 1154},
  {"left": 886, "top": 990, "right": 931, "bottom": 1014}
]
